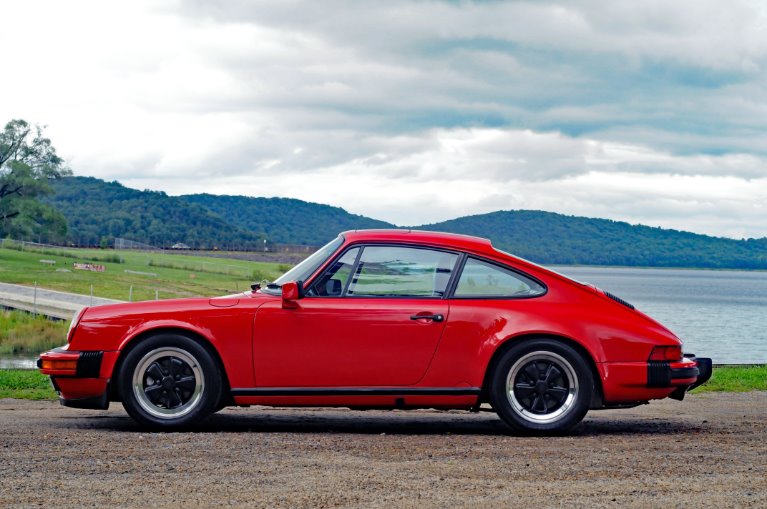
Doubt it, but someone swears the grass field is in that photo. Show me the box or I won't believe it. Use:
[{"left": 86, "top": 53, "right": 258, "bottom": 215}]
[
  {"left": 0, "top": 310, "right": 70, "bottom": 355},
  {"left": 692, "top": 364, "right": 767, "bottom": 393},
  {"left": 1, "top": 366, "right": 764, "bottom": 401},
  {"left": 0, "top": 370, "right": 55, "bottom": 400},
  {"left": 0, "top": 242, "right": 286, "bottom": 301}
]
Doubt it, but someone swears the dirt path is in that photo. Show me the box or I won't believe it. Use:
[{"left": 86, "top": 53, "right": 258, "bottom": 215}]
[{"left": 1, "top": 392, "right": 765, "bottom": 508}]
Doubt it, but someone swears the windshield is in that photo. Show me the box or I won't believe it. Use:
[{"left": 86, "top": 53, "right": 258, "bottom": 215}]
[{"left": 265, "top": 235, "right": 344, "bottom": 293}]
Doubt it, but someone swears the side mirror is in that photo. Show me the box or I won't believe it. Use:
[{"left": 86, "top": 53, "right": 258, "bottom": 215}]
[{"left": 281, "top": 281, "right": 304, "bottom": 309}]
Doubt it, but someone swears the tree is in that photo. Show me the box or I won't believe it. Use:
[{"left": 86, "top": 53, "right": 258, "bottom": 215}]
[{"left": 0, "top": 119, "right": 71, "bottom": 242}]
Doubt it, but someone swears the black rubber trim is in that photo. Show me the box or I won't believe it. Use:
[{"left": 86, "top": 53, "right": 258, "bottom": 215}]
[
  {"left": 647, "top": 361, "right": 671, "bottom": 387},
  {"left": 688, "top": 357, "right": 712, "bottom": 391},
  {"left": 231, "top": 387, "right": 482, "bottom": 397},
  {"left": 647, "top": 361, "right": 701, "bottom": 388},
  {"left": 75, "top": 351, "right": 103, "bottom": 378},
  {"left": 670, "top": 366, "right": 700, "bottom": 380},
  {"left": 59, "top": 392, "right": 109, "bottom": 410}
]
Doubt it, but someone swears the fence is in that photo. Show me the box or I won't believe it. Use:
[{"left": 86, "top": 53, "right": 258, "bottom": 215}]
[{"left": 2, "top": 237, "right": 319, "bottom": 255}]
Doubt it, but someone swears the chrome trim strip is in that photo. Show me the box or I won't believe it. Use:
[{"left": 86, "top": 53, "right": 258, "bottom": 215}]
[{"left": 231, "top": 387, "right": 481, "bottom": 397}]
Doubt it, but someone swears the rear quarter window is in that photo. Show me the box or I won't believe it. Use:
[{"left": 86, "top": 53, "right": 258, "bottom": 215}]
[{"left": 453, "top": 257, "right": 545, "bottom": 298}]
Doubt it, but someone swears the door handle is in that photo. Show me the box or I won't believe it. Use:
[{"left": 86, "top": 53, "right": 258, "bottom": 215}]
[{"left": 410, "top": 313, "right": 444, "bottom": 322}]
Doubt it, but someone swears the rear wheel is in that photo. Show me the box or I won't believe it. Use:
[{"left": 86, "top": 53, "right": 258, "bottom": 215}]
[
  {"left": 118, "top": 334, "right": 222, "bottom": 428},
  {"left": 490, "top": 339, "right": 593, "bottom": 433}
]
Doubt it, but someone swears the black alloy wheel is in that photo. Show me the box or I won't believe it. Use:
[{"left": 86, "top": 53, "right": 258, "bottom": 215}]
[
  {"left": 490, "top": 338, "right": 593, "bottom": 433},
  {"left": 117, "top": 333, "right": 222, "bottom": 428}
]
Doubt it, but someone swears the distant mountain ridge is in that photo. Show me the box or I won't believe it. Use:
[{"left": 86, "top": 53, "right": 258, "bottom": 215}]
[
  {"left": 182, "top": 194, "right": 393, "bottom": 245},
  {"left": 46, "top": 177, "right": 265, "bottom": 249},
  {"left": 420, "top": 211, "right": 767, "bottom": 269},
  {"left": 45, "top": 176, "right": 767, "bottom": 269}
]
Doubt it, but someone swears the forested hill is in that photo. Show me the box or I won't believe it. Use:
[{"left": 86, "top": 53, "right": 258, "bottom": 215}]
[
  {"left": 43, "top": 176, "right": 767, "bottom": 269},
  {"left": 420, "top": 211, "right": 767, "bottom": 269},
  {"left": 181, "top": 194, "right": 393, "bottom": 245},
  {"left": 46, "top": 177, "right": 265, "bottom": 249}
]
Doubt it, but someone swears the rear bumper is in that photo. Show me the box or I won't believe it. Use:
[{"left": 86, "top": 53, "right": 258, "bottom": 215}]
[
  {"left": 38, "top": 347, "right": 111, "bottom": 410},
  {"left": 599, "top": 354, "right": 713, "bottom": 404},
  {"left": 647, "top": 355, "right": 712, "bottom": 390},
  {"left": 665, "top": 355, "right": 713, "bottom": 401}
]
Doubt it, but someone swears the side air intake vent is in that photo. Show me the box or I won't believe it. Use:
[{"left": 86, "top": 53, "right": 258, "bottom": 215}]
[{"left": 604, "top": 291, "right": 635, "bottom": 310}]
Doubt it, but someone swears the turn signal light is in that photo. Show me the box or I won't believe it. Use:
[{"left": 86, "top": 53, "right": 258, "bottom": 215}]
[
  {"left": 41, "top": 359, "right": 78, "bottom": 371},
  {"left": 648, "top": 345, "right": 682, "bottom": 362}
]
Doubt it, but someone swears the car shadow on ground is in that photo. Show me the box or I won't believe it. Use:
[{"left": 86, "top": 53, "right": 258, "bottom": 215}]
[{"left": 54, "top": 408, "right": 709, "bottom": 437}]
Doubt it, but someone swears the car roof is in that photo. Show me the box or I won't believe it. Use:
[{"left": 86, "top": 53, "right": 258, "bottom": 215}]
[{"left": 341, "top": 229, "right": 494, "bottom": 254}]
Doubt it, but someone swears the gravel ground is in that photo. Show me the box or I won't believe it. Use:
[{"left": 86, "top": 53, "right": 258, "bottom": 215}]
[{"left": 1, "top": 393, "right": 765, "bottom": 508}]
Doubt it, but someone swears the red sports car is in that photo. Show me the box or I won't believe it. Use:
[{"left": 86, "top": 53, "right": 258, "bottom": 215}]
[{"left": 39, "top": 230, "right": 711, "bottom": 433}]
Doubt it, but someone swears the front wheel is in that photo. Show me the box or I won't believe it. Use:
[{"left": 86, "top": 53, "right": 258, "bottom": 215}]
[
  {"left": 489, "top": 339, "right": 593, "bottom": 434},
  {"left": 117, "top": 334, "right": 222, "bottom": 428}
]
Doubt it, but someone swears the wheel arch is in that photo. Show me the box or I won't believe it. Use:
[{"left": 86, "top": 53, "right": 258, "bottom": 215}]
[
  {"left": 479, "top": 333, "right": 604, "bottom": 406},
  {"left": 108, "top": 326, "right": 232, "bottom": 404}
]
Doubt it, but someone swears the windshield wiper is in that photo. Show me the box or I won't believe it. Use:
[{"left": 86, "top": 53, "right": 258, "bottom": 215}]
[{"left": 250, "top": 281, "right": 281, "bottom": 292}]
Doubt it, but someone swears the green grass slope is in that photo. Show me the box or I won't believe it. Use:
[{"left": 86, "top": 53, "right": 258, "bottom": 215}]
[{"left": 0, "top": 242, "right": 284, "bottom": 300}]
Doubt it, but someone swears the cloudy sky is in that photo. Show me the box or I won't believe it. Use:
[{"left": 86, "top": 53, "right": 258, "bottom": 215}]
[{"left": 2, "top": 0, "right": 767, "bottom": 238}]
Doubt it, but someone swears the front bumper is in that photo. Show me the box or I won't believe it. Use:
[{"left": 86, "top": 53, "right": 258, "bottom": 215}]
[
  {"left": 647, "top": 354, "right": 713, "bottom": 400},
  {"left": 38, "top": 348, "right": 110, "bottom": 410},
  {"left": 38, "top": 347, "right": 103, "bottom": 377}
]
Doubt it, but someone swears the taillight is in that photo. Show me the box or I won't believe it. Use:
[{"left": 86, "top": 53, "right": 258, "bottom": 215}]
[
  {"left": 648, "top": 345, "right": 682, "bottom": 362},
  {"left": 67, "top": 307, "right": 87, "bottom": 343}
]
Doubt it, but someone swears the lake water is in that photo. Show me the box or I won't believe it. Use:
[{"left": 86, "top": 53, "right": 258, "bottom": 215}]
[
  {"left": 2, "top": 267, "right": 764, "bottom": 368},
  {"left": 555, "top": 266, "right": 767, "bottom": 364}
]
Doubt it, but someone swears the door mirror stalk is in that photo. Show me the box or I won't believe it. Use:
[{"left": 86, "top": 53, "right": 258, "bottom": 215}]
[{"left": 282, "top": 281, "right": 304, "bottom": 309}]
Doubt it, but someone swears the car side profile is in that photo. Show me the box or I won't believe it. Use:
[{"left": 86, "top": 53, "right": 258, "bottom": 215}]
[{"left": 39, "top": 230, "right": 711, "bottom": 433}]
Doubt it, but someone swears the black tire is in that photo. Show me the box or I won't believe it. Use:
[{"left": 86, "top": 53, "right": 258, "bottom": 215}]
[
  {"left": 117, "top": 333, "right": 222, "bottom": 428},
  {"left": 489, "top": 339, "right": 593, "bottom": 434}
]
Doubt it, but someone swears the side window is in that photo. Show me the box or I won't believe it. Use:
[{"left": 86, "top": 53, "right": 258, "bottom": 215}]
[
  {"left": 307, "top": 247, "right": 360, "bottom": 297},
  {"left": 347, "top": 246, "right": 458, "bottom": 297},
  {"left": 454, "top": 258, "right": 545, "bottom": 298}
]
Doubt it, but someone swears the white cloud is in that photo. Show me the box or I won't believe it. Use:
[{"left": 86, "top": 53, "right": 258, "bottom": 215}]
[{"left": 1, "top": 0, "right": 766, "bottom": 238}]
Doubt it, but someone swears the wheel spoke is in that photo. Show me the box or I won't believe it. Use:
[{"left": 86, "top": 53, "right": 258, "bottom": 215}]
[
  {"left": 166, "top": 390, "right": 181, "bottom": 408},
  {"left": 523, "top": 363, "right": 540, "bottom": 382},
  {"left": 547, "top": 386, "right": 568, "bottom": 401},
  {"left": 513, "top": 383, "right": 536, "bottom": 399},
  {"left": 176, "top": 375, "right": 197, "bottom": 392},
  {"left": 168, "top": 357, "right": 184, "bottom": 377},
  {"left": 144, "top": 384, "right": 164, "bottom": 404},
  {"left": 544, "top": 363, "right": 562, "bottom": 384},
  {"left": 146, "top": 362, "right": 164, "bottom": 381}
]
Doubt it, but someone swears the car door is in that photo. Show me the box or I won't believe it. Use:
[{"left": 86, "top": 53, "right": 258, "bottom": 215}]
[{"left": 253, "top": 244, "right": 460, "bottom": 387}]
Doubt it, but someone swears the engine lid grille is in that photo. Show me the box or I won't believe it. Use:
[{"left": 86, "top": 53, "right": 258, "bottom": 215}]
[{"left": 603, "top": 290, "right": 635, "bottom": 310}]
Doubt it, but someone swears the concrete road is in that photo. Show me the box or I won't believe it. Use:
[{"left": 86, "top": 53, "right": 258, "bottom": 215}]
[{"left": 0, "top": 282, "right": 122, "bottom": 320}]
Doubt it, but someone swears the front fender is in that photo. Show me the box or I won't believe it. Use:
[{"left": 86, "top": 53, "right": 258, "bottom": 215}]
[{"left": 70, "top": 302, "right": 258, "bottom": 390}]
